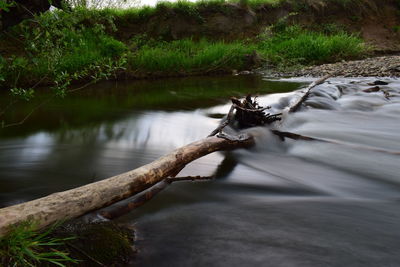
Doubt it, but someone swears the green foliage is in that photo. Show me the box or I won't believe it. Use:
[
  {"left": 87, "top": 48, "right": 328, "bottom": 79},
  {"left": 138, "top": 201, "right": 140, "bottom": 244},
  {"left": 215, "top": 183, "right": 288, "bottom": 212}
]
[
  {"left": 245, "top": 0, "right": 282, "bottom": 8},
  {"left": 157, "top": 1, "right": 201, "bottom": 18},
  {"left": 128, "top": 38, "right": 255, "bottom": 73},
  {"left": 10, "top": 87, "right": 35, "bottom": 101},
  {"left": 95, "top": 0, "right": 284, "bottom": 23},
  {"left": 98, "top": 5, "right": 158, "bottom": 23},
  {"left": 0, "top": 0, "right": 368, "bottom": 103},
  {"left": 257, "top": 25, "right": 366, "bottom": 65},
  {"left": 0, "top": 55, "right": 7, "bottom": 82},
  {"left": 2, "top": 8, "right": 127, "bottom": 98},
  {"left": 0, "top": 221, "right": 77, "bottom": 267},
  {"left": 0, "top": 0, "right": 14, "bottom": 13},
  {"left": 317, "top": 23, "right": 346, "bottom": 35},
  {"left": 269, "top": 12, "right": 298, "bottom": 33}
]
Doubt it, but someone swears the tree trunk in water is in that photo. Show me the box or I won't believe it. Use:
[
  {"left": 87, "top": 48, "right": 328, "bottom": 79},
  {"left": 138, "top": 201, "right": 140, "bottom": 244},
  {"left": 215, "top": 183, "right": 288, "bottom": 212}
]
[{"left": 0, "top": 135, "right": 254, "bottom": 236}]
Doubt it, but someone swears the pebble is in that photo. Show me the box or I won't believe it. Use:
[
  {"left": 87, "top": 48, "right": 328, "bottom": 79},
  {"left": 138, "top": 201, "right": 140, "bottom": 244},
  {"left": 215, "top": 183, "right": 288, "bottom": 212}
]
[{"left": 268, "top": 55, "right": 400, "bottom": 77}]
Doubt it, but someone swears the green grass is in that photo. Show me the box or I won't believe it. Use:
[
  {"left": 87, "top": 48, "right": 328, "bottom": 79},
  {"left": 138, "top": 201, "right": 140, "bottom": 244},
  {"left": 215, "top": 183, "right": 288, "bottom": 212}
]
[
  {"left": 97, "top": 0, "right": 284, "bottom": 23},
  {"left": 258, "top": 25, "right": 366, "bottom": 65},
  {"left": 128, "top": 38, "right": 256, "bottom": 73},
  {"left": 0, "top": 221, "right": 77, "bottom": 267},
  {"left": 93, "top": 0, "right": 379, "bottom": 23},
  {"left": 125, "top": 26, "right": 366, "bottom": 74}
]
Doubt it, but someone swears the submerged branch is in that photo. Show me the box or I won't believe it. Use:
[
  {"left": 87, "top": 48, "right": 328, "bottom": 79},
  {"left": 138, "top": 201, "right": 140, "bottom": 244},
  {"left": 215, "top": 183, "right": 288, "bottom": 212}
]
[
  {"left": 2, "top": 100, "right": 50, "bottom": 128},
  {"left": 2, "top": 79, "right": 99, "bottom": 129},
  {"left": 271, "top": 130, "right": 400, "bottom": 155},
  {"left": 99, "top": 176, "right": 213, "bottom": 220}
]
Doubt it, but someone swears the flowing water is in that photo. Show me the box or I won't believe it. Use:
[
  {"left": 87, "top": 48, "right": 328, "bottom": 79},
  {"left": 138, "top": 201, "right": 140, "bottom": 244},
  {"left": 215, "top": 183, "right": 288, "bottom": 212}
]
[{"left": 0, "top": 75, "right": 399, "bottom": 266}]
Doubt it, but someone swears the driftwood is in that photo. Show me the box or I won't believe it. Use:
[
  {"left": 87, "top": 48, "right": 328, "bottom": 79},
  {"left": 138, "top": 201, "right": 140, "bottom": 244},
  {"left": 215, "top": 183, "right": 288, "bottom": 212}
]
[
  {"left": 209, "top": 95, "right": 281, "bottom": 136},
  {"left": 0, "top": 135, "right": 254, "bottom": 236}
]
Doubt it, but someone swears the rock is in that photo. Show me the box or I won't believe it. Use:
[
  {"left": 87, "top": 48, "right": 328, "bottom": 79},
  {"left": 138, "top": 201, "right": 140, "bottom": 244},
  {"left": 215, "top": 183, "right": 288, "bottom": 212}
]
[
  {"left": 363, "top": 86, "right": 380, "bottom": 92},
  {"left": 239, "top": 70, "right": 252, "bottom": 75},
  {"left": 368, "top": 80, "right": 389, "bottom": 85}
]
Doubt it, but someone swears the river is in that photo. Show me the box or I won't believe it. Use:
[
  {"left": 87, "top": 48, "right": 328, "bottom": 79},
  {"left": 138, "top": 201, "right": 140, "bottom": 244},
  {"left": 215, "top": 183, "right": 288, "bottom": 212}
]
[{"left": 0, "top": 75, "right": 399, "bottom": 266}]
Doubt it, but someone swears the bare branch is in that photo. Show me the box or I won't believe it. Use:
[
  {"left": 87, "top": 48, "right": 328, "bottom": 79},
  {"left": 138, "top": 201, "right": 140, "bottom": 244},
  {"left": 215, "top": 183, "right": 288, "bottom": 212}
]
[{"left": 289, "top": 74, "right": 333, "bottom": 113}]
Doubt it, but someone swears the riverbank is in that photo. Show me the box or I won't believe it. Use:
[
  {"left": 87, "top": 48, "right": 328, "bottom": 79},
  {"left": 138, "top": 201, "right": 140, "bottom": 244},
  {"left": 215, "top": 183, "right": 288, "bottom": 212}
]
[
  {"left": 1, "top": 0, "right": 399, "bottom": 100},
  {"left": 266, "top": 55, "right": 400, "bottom": 77}
]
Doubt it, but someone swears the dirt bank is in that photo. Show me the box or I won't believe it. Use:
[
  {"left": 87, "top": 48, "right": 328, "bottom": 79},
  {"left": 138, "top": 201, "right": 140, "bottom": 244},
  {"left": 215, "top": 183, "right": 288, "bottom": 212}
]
[{"left": 113, "top": 0, "right": 400, "bottom": 53}]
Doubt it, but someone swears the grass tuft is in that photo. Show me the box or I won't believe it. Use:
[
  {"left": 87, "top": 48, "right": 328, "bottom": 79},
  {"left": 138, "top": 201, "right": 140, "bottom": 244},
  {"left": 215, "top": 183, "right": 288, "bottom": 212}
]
[{"left": 0, "top": 221, "right": 77, "bottom": 267}]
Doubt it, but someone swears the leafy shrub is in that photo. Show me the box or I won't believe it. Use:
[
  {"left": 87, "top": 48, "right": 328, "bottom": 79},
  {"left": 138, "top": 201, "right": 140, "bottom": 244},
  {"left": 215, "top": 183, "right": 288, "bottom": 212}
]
[{"left": 2, "top": 8, "right": 127, "bottom": 96}]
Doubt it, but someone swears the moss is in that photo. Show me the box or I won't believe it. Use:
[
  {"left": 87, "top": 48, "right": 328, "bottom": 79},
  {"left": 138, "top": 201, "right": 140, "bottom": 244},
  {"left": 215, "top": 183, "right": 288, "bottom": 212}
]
[{"left": 54, "top": 221, "right": 136, "bottom": 266}]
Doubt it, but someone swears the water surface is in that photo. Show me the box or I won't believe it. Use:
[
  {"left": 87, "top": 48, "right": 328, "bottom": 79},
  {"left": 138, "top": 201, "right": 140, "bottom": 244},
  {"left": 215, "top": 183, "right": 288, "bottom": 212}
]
[{"left": 0, "top": 75, "right": 399, "bottom": 266}]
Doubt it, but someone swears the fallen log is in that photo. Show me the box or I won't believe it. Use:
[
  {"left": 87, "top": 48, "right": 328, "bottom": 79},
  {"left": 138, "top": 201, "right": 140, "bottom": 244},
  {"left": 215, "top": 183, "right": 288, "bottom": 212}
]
[
  {"left": 96, "top": 153, "right": 239, "bottom": 220},
  {"left": 0, "top": 134, "right": 254, "bottom": 236}
]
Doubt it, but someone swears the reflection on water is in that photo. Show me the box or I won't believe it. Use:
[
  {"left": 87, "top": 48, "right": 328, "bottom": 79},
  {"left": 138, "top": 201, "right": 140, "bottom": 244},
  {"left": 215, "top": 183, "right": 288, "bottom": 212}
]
[
  {"left": 0, "top": 75, "right": 299, "bottom": 205},
  {"left": 0, "top": 75, "right": 298, "bottom": 138},
  {"left": 1, "top": 75, "right": 400, "bottom": 266}
]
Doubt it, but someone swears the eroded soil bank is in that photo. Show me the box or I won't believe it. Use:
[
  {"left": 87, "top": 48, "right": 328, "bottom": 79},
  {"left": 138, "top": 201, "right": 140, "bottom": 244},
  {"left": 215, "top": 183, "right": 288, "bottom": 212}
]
[{"left": 111, "top": 0, "right": 400, "bottom": 52}]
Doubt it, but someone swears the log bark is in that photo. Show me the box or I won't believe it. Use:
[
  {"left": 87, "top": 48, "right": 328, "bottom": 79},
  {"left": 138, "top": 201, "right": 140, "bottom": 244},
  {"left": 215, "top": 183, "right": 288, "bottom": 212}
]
[{"left": 0, "top": 135, "right": 254, "bottom": 236}]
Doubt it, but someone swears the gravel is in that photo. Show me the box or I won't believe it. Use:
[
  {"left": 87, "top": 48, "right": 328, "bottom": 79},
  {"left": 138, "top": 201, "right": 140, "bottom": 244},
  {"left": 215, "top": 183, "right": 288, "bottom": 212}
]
[{"left": 268, "top": 55, "right": 400, "bottom": 78}]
